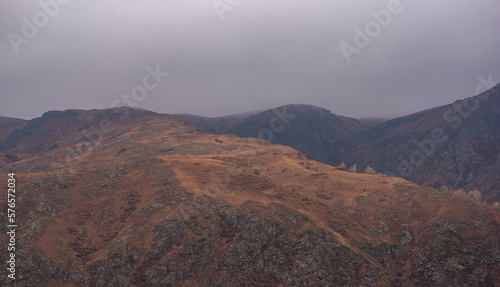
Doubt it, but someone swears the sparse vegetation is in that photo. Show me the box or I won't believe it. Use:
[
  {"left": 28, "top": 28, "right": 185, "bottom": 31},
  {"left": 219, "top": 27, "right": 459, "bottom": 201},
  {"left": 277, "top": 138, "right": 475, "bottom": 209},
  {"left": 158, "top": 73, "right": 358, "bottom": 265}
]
[
  {"left": 297, "top": 229, "right": 315, "bottom": 239},
  {"left": 185, "top": 215, "right": 199, "bottom": 228},
  {"left": 434, "top": 229, "right": 464, "bottom": 261},
  {"left": 338, "top": 162, "right": 346, "bottom": 170},
  {"left": 237, "top": 214, "right": 247, "bottom": 220},
  {"left": 348, "top": 164, "right": 357, "bottom": 173},
  {"left": 317, "top": 193, "right": 333, "bottom": 200},
  {"left": 397, "top": 232, "right": 407, "bottom": 238},
  {"left": 363, "top": 166, "right": 377, "bottom": 175},
  {"left": 439, "top": 229, "right": 464, "bottom": 243},
  {"left": 189, "top": 243, "right": 205, "bottom": 255},
  {"left": 126, "top": 255, "right": 136, "bottom": 265},
  {"left": 453, "top": 188, "right": 467, "bottom": 197},
  {"left": 468, "top": 189, "right": 482, "bottom": 201},
  {"left": 107, "top": 252, "right": 121, "bottom": 260},
  {"left": 450, "top": 188, "right": 482, "bottom": 202}
]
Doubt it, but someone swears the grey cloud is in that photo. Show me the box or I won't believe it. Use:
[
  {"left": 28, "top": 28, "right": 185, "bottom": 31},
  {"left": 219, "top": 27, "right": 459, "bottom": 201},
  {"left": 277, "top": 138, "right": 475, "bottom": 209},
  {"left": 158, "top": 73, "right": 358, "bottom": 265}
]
[{"left": 1, "top": 0, "right": 499, "bottom": 120}]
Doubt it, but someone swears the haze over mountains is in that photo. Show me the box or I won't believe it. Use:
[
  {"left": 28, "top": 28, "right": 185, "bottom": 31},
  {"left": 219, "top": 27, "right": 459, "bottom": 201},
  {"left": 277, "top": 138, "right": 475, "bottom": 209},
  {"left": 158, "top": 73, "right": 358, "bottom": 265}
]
[{"left": 1, "top": 106, "right": 500, "bottom": 286}]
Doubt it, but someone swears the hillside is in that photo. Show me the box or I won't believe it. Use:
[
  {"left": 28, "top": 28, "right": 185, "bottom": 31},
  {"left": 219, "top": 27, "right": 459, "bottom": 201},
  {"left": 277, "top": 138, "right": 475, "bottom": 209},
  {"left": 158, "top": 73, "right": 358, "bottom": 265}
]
[
  {"left": 174, "top": 85, "right": 500, "bottom": 203},
  {"left": 221, "top": 104, "right": 364, "bottom": 166},
  {"left": 1, "top": 108, "right": 500, "bottom": 286},
  {"left": 349, "top": 83, "right": 500, "bottom": 203},
  {"left": 173, "top": 110, "right": 261, "bottom": 134},
  {"left": 0, "top": 108, "right": 195, "bottom": 163},
  {"left": 357, "top": 117, "right": 391, "bottom": 128},
  {"left": 0, "top": 116, "right": 27, "bottom": 140},
  {"left": 0, "top": 116, "right": 28, "bottom": 165}
]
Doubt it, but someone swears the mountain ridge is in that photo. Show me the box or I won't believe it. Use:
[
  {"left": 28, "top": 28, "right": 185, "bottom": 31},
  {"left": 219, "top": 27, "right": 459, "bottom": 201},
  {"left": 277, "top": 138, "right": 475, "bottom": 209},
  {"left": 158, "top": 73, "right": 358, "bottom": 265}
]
[
  {"left": 165, "top": 85, "right": 500, "bottom": 203},
  {"left": 1, "top": 108, "right": 500, "bottom": 286},
  {"left": 1, "top": 84, "right": 499, "bottom": 203}
]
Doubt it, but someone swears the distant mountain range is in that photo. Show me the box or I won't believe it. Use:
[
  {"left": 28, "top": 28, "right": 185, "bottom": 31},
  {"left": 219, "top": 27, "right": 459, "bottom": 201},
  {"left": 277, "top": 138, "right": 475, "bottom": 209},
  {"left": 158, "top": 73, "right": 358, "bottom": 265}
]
[
  {"left": 170, "top": 83, "right": 500, "bottom": 203},
  {"left": 1, "top": 84, "right": 499, "bottom": 204}
]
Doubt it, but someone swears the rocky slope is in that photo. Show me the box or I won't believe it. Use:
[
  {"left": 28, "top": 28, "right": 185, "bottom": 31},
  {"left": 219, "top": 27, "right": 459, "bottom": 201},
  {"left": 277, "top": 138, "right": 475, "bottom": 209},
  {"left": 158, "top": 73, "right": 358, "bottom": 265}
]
[{"left": 1, "top": 108, "right": 499, "bottom": 286}]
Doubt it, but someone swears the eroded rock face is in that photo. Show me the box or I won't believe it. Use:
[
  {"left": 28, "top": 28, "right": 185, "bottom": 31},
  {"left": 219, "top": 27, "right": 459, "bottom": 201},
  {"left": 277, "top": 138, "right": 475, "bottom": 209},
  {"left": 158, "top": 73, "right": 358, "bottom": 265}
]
[{"left": 7, "top": 186, "right": 500, "bottom": 286}]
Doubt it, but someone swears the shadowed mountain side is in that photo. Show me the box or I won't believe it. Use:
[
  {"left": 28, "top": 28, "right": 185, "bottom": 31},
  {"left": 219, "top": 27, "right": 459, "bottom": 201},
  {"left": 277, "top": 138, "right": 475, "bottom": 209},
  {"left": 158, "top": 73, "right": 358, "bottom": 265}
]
[
  {"left": 223, "top": 104, "right": 365, "bottom": 166},
  {"left": 349, "top": 83, "right": 500, "bottom": 203},
  {"left": 173, "top": 110, "right": 263, "bottom": 134},
  {"left": 0, "top": 116, "right": 29, "bottom": 165},
  {"left": 0, "top": 116, "right": 27, "bottom": 140}
]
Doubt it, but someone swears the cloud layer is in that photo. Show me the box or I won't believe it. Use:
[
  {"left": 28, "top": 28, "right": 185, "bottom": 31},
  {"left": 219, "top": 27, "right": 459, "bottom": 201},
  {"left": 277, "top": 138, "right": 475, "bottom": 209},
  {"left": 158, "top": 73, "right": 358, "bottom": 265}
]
[{"left": 1, "top": 0, "right": 499, "bottom": 119}]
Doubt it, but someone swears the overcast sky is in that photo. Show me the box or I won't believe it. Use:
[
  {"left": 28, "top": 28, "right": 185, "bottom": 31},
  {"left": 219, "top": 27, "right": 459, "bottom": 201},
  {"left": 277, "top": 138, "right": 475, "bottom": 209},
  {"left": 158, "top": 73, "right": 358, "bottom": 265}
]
[{"left": 1, "top": 0, "right": 499, "bottom": 120}]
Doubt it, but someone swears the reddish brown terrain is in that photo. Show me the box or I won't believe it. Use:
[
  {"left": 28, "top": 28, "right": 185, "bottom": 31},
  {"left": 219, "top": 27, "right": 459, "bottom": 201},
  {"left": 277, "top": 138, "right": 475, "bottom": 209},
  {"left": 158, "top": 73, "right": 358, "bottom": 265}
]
[
  {"left": 1, "top": 108, "right": 500, "bottom": 286},
  {"left": 179, "top": 83, "right": 500, "bottom": 203}
]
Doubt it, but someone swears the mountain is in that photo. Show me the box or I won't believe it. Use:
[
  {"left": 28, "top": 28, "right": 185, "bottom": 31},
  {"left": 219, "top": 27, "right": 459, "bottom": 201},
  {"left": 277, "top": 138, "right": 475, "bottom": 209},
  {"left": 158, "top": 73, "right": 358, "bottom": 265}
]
[
  {"left": 0, "top": 116, "right": 28, "bottom": 165},
  {"left": 173, "top": 110, "right": 261, "bottom": 134},
  {"left": 1, "top": 108, "right": 499, "bottom": 286},
  {"left": 357, "top": 117, "right": 391, "bottom": 127},
  {"left": 175, "top": 104, "right": 366, "bottom": 166},
  {"left": 0, "top": 108, "right": 196, "bottom": 163},
  {"left": 0, "top": 116, "right": 27, "bottom": 140},
  {"left": 224, "top": 104, "right": 366, "bottom": 165},
  {"left": 174, "top": 85, "right": 500, "bottom": 203},
  {"left": 349, "top": 83, "right": 500, "bottom": 203}
]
